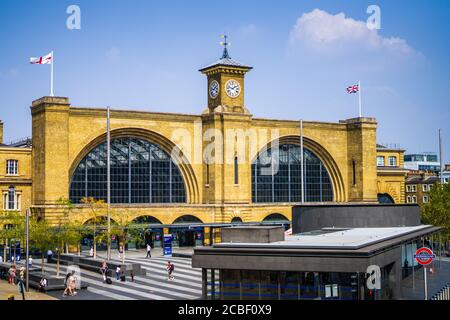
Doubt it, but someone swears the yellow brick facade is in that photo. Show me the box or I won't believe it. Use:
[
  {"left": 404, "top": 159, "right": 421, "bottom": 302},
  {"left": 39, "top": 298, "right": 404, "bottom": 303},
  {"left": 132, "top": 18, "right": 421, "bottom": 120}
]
[{"left": 0, "top": 56, "right": 406, "bottom": 231}]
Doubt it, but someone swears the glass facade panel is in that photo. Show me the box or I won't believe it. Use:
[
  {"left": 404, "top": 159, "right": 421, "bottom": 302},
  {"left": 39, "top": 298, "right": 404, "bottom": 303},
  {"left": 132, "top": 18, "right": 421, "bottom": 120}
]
[
  {"left": 69, "top": 137, "right": 186, "bottom": 204},
  {"left": 260, "top": 271, "right": 279, "bottom": 300},
  {"left": 220, "top": 270, "right": 241, "bottom": 300},
  {"left": 252, "top": 144, "right": 333, "bottom": 203}
]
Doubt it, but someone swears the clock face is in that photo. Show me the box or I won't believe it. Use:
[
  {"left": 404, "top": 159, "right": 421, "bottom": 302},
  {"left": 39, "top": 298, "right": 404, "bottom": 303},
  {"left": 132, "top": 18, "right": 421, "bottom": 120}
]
[
  {"left": 225, "top": 79, "right": 241, "bottom": 98},
  {"left": 209, "top": 80, "right": 219, "bottom": 99}
]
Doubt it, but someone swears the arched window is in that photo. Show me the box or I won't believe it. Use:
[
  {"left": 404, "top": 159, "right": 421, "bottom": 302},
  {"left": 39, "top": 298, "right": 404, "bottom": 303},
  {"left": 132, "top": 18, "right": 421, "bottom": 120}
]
[
  {"left": 3, "top": 186, "right": 20, "bottom": 210},
  {"left": 378, "top": 193, "right": 395, "bottom": 204},
  {"left": 252, "top": 144, "right": 333, "bottom": 203},
  {"left": 70, "top": 137, "right": 186, "bottom": 204}
]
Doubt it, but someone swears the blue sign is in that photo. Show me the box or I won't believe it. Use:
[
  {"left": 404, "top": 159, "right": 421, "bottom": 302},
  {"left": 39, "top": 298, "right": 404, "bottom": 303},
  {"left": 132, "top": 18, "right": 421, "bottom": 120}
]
[{"left": 163, "top": 234, "right": 173, "bottom": 257}]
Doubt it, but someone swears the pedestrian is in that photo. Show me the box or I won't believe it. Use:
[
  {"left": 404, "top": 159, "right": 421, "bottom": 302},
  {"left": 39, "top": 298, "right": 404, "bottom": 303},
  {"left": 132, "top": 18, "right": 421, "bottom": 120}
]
[
  {"left": 38, "top": 277, "right": 47, "bottom": 292},
  {"left": 167, "top": 261, "right": 174, "bottom": 281},
  {"left": 130, "top": 270, "right": 135, "bottom": 282},
  {"left": 69, "top": 271, "right": 77, "bottom": 296},
  {"left": 28, "top": 256, "right": 33, "bottom": 268},
  {"left": 8, "top": 265, "right": 16, "bottom": 285},
  {"left": 146, "top": 243, "right": 152, "bottom": 258},
  {"left": 89, "top": 246, "right": 94, "bottom": 257},
  {"left": 0, "top": 255, "right": 3, "bottom": 263},
  {"left": 47, "top": 249, "right": 53, "bottom": 263},
  {"left": 63, "top": 271, "right": 73, "bottom": 296},
  {"left": 100, "top": 261, "right": 109, "bottom": 282},
  {"left": 120, "top": 269, "right": 126, "bottom": 282},
  {"left": 116, "top": 266, "right": 121, "bottom": 280},
  {"left": 17, "top": 278, "right": 26, "bottom": 300}
]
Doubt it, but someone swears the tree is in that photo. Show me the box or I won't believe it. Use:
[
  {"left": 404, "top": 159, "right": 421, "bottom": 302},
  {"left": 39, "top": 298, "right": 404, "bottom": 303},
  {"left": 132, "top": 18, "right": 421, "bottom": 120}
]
[
  {"left": 80, "top": 197, "right": 107, "bottom": 259},
  {"left": 52, "top": 197, "right": 82, "bottom": 276},
  {"left": 421, "top": 182, "right": 450, "bottom": 240},
  {"left": 110, "top": 209, "right": 137, "bottom": 264},
  {"left": 0, "top": 211, "right": 24, "bottom": 265},
  {"left": 30, "top": 217, "right": 55, "bottom": 273}
]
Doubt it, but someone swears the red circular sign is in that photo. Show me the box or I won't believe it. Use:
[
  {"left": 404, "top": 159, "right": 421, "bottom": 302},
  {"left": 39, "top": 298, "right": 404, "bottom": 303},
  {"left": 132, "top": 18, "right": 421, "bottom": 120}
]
[{"left": 414, "top": 247, "right": 435, "bottom": 266}]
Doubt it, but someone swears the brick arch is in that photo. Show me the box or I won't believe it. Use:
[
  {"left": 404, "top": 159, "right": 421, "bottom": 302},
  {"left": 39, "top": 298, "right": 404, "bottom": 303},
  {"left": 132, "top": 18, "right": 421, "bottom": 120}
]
[
  {"left": 377, "top": 181, "right": 399, "bottom": 203},
  {"left": 251, "top": 135, "right": 346, "bottom": 202},
  {"left": 68, "top": 128, "right": 200, "bottom": 204}
]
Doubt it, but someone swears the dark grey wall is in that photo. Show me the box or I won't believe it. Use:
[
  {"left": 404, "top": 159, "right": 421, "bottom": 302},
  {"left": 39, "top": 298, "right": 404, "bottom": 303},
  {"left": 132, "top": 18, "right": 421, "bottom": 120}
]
[
  {"left": 221, "top": 226, "right": 284, "bottom": 243},
  {"left": 292, "top": 204, "right": 421, "bottom": 233}
]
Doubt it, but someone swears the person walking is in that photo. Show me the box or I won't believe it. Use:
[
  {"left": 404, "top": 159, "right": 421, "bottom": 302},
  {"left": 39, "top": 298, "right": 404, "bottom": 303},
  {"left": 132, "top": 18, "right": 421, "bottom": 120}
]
[
  {"left": 146, "top": 243, "right": 152, "bottom": 258},
  {"left": 28, "top": 256, "right": 33, "bottom": 268},
  {"left": 8, "top": 265, "right": 16, "bottom": 285},
  {"left": 100, "top": 261, "right": 109, "bottom": 282},
  {"left": 17, "top": 267, "right": 26, "bottom": 300},
  {"left": 167, "top": 261, "right": 174, "bottom": 281},
  {"left": 69, "top": 271, "right": 77, "bottom": 296},
  {"left": 89, "top": 246, "right": 94, "bottom": 257},
  {"left": 47, "top": 249, "right": 53, "bottom": 263},
  {"left": 63, "top": 271, "right": 73, "bottom": 296},
  {"left": 115, "top": 266, "right": 121, "bottom": 281}
]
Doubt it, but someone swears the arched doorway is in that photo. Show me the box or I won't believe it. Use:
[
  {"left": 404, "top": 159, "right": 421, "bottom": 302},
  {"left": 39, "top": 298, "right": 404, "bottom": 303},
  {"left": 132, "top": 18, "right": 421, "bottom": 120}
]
[
  {"left": 132, "top": 216, "right": 163, "bottom": 249},
  {"left": 263, "top": 213, "right": 291, "bottom": 230},
  {"left": 231, "top": 217, "right": 243, "bottom": 224},
  {"left": 378, "top": 193, "right": 395, "bottom": 204},
  {"left": 171, "top": 215, "right": 204, "bottom": 247},
  {"left": 81, "top": 217, "right": 117, "bottom": 252}
]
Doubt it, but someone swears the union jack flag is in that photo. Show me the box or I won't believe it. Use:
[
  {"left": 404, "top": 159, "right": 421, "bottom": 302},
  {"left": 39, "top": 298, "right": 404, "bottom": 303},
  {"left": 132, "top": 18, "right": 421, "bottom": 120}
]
[{"left": 347, "top": 84, "right": 359, "bottom": 94}]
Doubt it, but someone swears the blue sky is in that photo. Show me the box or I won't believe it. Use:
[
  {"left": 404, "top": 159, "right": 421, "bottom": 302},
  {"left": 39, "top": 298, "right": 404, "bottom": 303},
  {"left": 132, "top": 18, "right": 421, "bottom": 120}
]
[{"left": 0, "top": 0, "right": 449, "bottom": 162}]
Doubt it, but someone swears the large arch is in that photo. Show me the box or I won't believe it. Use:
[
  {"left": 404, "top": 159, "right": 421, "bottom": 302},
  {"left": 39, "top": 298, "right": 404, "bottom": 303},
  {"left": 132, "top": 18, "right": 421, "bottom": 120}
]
[
  {"left": 131, "top": 215, "right": 163, "bottom": 225},
  {"left": 68, "top": 128, "right": 200, "bottom": 204},
  {"left": 251, "top": 135, "right": 345, "bottom": 202},
  {"left": 378, "top": 193, "right": 395, "bottom": 204}
]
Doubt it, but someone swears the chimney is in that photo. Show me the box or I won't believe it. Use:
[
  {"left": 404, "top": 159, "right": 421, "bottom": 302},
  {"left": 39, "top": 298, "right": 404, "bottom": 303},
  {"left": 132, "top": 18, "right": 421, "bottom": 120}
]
[{"left": 0, "top": 120, "right": 3, "bottom": 144}]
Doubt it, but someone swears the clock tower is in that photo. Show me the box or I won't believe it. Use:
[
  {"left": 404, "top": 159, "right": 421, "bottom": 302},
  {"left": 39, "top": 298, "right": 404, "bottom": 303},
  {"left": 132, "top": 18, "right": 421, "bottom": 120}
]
[{"left": 199, "top": 35, "right": 252, "bottom": 114}]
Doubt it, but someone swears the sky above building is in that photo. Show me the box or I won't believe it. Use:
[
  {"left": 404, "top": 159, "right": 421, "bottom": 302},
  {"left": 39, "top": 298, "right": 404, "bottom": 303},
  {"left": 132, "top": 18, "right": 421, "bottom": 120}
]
[{"left": 0, "top": 0, "right": 449, "bottom": 162}]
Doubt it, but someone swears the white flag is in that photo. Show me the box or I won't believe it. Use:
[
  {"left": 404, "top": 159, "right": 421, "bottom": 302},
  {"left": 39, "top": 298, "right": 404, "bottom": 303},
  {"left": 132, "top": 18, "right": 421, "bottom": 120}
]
[{"left": 30, "top": 52, "right": 53, "bottom": 65}]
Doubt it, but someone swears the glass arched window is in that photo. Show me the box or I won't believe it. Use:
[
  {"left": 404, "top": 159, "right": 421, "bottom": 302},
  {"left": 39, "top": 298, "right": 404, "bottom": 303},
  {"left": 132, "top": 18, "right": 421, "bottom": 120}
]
[
  {"left": 70, "top": 137, "right": 186, "bottom": 204},
  {"left": 252, "top": 144, "right": 333, "bottom": 203}
]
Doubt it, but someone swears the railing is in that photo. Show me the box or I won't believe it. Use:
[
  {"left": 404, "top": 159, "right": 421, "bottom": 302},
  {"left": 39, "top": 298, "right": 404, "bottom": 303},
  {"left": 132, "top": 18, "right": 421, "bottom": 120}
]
[
  {"left": 431, "top": 282, "right": 450, "bottom": 300},
  {"left": 378, "top": 143, "right": 402, "bottom": 150}
]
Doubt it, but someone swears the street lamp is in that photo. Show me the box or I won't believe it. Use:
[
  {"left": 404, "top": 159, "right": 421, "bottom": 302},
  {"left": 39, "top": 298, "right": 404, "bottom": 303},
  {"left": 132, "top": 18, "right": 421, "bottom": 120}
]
[{"left": 25, "top": 208, "right": 30, "bottom": 292}]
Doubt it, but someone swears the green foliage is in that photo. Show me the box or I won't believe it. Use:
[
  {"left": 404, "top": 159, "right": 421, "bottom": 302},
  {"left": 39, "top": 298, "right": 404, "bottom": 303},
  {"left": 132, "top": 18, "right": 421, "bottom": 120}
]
[{"left": 421, "top": 183, "right": 450, "bottom": 234}]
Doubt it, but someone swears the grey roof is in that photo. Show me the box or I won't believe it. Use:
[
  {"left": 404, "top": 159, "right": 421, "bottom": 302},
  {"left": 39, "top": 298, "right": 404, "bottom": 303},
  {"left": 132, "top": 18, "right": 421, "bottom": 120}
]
[
  {"left": 199, "top": 48, "right": 252, "bottom": 72},
  {"left": 406, "top": 175, "right": 439, "bottom": 184}
]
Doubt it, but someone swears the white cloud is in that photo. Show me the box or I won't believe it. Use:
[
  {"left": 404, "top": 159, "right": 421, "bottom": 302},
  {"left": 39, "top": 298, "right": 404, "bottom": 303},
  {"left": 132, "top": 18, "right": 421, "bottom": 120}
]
[{"left": 289, "top": 9, "right": 415, "bottom": 55}]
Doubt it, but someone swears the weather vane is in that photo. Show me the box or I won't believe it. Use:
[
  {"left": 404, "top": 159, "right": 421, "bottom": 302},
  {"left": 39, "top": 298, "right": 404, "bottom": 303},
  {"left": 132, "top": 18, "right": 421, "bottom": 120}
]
[{"left": 220, "top": 34, "right": 231, "bottom": 59}]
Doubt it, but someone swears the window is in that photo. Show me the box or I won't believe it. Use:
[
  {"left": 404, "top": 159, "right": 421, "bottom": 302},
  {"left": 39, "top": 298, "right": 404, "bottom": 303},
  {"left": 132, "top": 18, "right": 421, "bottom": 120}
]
[
  {"left": 428, "top": 184, "right": 434, "bottom": 191},
  {"left": 422, "top": 184, "right": 428, "bottom": 192},
  {"left": 411, "top": 195, "right": 417, "bottom": 203},
  {"left": 411, "top": 185, "right": 417, "bottom": 192},
  {"left": 388, "top": 156, "right": 397, "bottom": 167},
  {"left": 6, "top": 160, "right": 18, "bottom": 175},
  {"left": 69, "top": 137, "right": 186, "bottom": 204},
  {"left": 3, "top": 186, "right": 20, "bottom": 210},
  {"left": 406, "top": 196, "right": 411, "bottom": 203},
  {"left": 376, "top": 156, "right": 385, "bottom": 167},
  {"left": 423, "top": 196, "right": 429, "bottom": 203},
  {"left": 252, "top": 144, "right": 333, "bottom": 203},
  {"left": 406, "top": 185, "right": 411, "bottom": 192},
  {"left": 206, "top": 164, "right": 210, "bottom": 186}
]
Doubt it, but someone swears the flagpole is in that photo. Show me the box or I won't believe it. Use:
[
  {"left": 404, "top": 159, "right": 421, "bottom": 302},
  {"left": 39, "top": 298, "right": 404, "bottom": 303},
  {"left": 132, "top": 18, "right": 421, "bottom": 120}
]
[
  {"left": 358, "top": 80, "right": 362, "bottom": 117},
  {"left": 300, "top": 119, "right": 305, "bottom": 204},
  {"left": 50, "top": 51, "right": 54, "bottom": 97},
  {"left": 107, "top": 106, "right": 111, "bottom": 261}
]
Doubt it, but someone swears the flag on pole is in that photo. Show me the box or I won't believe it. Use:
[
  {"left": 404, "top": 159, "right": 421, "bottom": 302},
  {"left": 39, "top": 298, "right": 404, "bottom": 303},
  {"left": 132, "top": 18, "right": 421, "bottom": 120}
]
[
  {"left": 347, "top": 84, "right": 359, "bottom": 94},
  {"left": 30, "top": 52, "right": 53, "bottom": 65},
  {"left": 30, "top": 51, "right": 54, "bottom": 97},
  {"left": 347, "top": 82, "right": 362, "bottom": 117}
]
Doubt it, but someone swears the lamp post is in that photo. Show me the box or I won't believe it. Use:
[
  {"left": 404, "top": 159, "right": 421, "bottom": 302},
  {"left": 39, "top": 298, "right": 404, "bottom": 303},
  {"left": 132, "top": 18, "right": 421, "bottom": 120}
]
[{"left": 25, "top": 208, "right": 30, "bottom": 292}]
